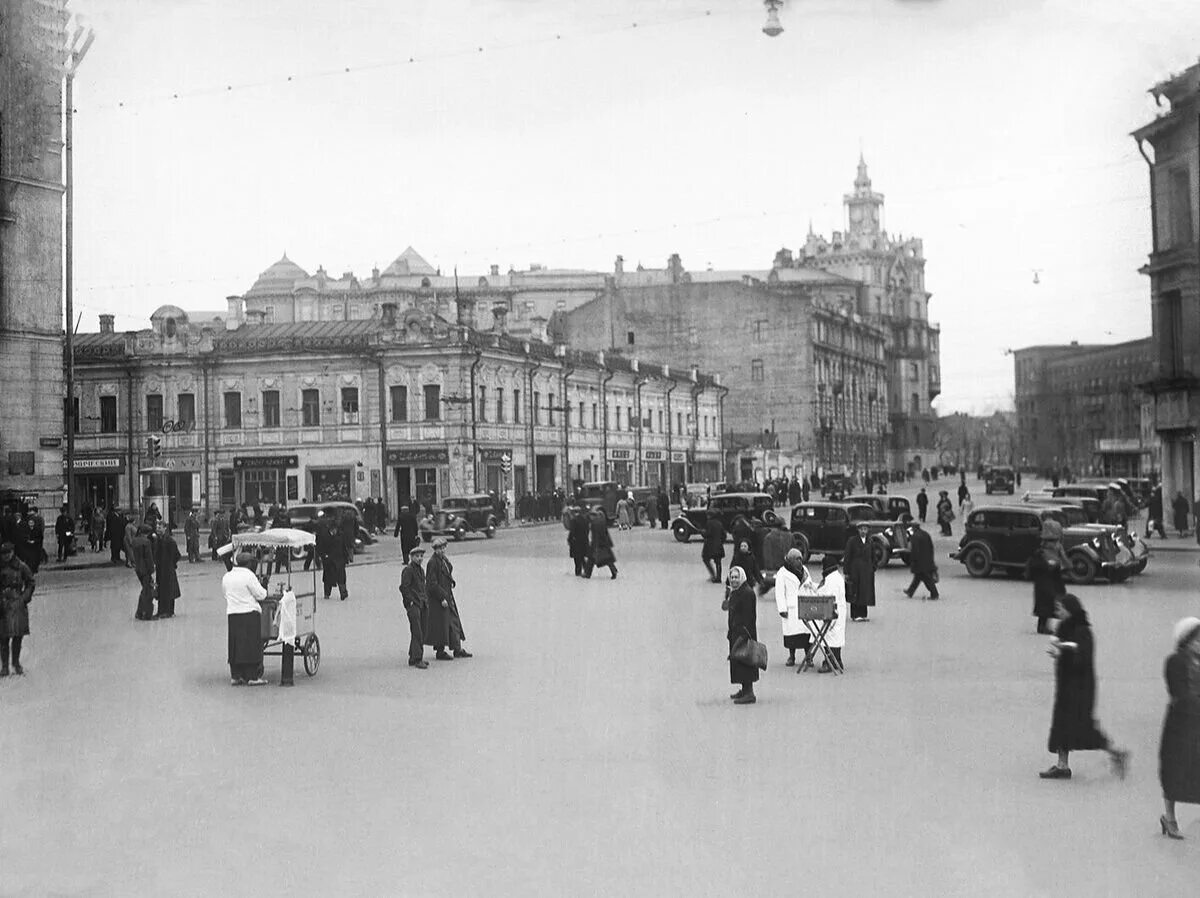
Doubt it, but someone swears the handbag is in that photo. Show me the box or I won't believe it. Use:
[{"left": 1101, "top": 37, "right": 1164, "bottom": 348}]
[{"left": 731, "top": 628, "right": 769, "bottom": 670}]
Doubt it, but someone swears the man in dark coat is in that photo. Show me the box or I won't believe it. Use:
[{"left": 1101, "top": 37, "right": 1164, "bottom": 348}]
[
  {"left": 567, "top": 507, "right": 592, "bottom": 577},
  {"left": 1147, "top": 486, "right": 1166, "bottom": 539},
  {"left": 701, "top": 517, "right": 726, "bottom": 583},
  {"left": 130, "top": 524, "right": 157, "bottom": 620},
  {"left": 209, "top": 510, "right": 231, "bottom": 562},
  {"left": 106, "top": 506, "right": 126, "bottom": 565},
  {"left": 656, "top": 489, "right": 670, "bottom": 531},
  {"left": 153, "top": 525, "right": 182, "bottom": 618},
  {"left": 843, "top": 521, "right": 876, "bottom": 622},
  {"left": 902, "top": 517, "right": 939, "bottom": 600},
  {"left": 184, "top": 508, "right": 202, "bottom": 562},
  {"left": 0, "top": 541, "right": 35, "bottom": 676},
  {"left": 425, "top": 537, "right": 470, "bottom": 659},
  {"left": 399, "top": 545, "right": 429, "bottom": 668},
  {"left": 1026, "top": 521, "right": 1068, "bottom": 635},
  {"left": 586, "top": 510, "right": 618, "bottom": 580},
  {"left": 54, "top": 504, "right": 74, "bottom": 562},
  {"left": 316, "top": 517, "right": 348, "bottom": 600},
  {"left": 340, "top": 509, "right": 357, "bottom": 565},
  {"left": 393, "top": 504, "right": 420, "bottom": 564},
  {"left": 16, "top": 515, "right": 42, "bottom": 574},
  {"left": 1173, "top": 491, "right": 1190, "bottom": 537}
]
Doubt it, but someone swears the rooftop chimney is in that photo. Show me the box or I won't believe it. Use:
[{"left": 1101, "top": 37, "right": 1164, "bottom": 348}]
[
  {"left": 490, "top": 264, "right": 500, "bottom": 277},
  {"left": 225, "top": 295, "right": 243, "bottom": 329},
  {"left": 615, "top": 255, "right": 624, "bottom": 275},
  {"left": 492, "top": 304, "right": 508, "bottom": 335},
  {"left": 667, "top": 253, "right": 683, "bottom": 284},
  {"left": 99, "top": 314, "right": 115, "bottom": 334}
]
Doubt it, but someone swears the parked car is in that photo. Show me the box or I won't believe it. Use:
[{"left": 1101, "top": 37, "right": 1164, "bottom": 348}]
[
  {"left": 670, "top": 492, "right": 782, "bottom": 543},
  {"left": 787, "top": 502, "right": 896, "bottom": 569},
  {"left": 284, "top": 502, "right": 374, "bottom": 554},
  {"left": 1073, "top": 478, "right": 1140, "bottom": 511},
  {"left": 984, "top": 466, "right": 1015, "bottom": 495},
  {"left": 570, "top": 481, "right": 661, "bottom": 526},
  {"left": 1020, "top": 497, "right": 1149, "bottom": 574},
  {"left": 949, "top": 504, "right": 1132, "bottom": 584},
  {"left": 419, "top": 494, "right": 499, "bottom": 541}
]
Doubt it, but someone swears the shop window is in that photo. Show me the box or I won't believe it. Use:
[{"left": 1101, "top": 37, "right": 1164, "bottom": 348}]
[
  {"left": 390, "top": 385, "right": 407, "bottom": 422},
  {"left": 495, "top": 389, "right": 505, "bottom": 423},
  {"left": 424, "top": 384, "right": 441, "bottom": 421},
  {"left": 146, "top": 394, "right": 164, "bottom": 431},
  {"left": 262, "top": 390, "right": 280, "bottom": 428},
  {"left": 478, "top": 386, "right": 487, "bottom": 422},
  {"left": 224, "top": 392, "right": 241, "bottom": 429},
  {"left": 177, "top": 393, "right": 195, "bottom": 428},
  {"left": 341, "top": 387, "right": 359, "bottom": 424},
  {"left": 751, "top": 360, "right": 764, "bottom": 383},
  {"left": 302, "top": 389, "right": 320, "bottom": 427},
  {"left": 100, "top": 396, "right": 118, "bottom": 433}
]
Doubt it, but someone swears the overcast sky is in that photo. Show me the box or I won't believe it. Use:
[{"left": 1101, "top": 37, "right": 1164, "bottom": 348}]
[{"left": 66, "top": 0, "right": 1200, "bottom": 414}]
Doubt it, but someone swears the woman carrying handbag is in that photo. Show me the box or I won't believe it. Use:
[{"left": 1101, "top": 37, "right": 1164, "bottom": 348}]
[{"left": 723, "top": 566, "right": 762, "bottom": 705}]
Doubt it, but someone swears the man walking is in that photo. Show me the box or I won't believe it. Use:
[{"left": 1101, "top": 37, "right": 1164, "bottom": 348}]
[
  {"left": 184, "top": 508, "right": 202, "bottom": 563},
  {"left": 399, "top": 545, "right": 429, "bottom": 669},
  {"left": 393, "top": 504, "right": 419, "bottom": 564},
  {"left": 567, "top": 506, "right": 591, "bottom": 576},
  {"left": 902, "top": 516, "right": 939, "bottom": 600},
  {"left": 656, "top": 488, "right": 670, "bottom": 531},
  {"left": 916, "top": 487, "right": 928, "bottom": 523},
  {"left": 317, "top": 516, "right": 348, "bottom": 601},
  {"left": 106, "top": 505, "right": 125, "bottom": 565},
  {"left": 426, "top": 537, "right": 471, "bottom": 660}
]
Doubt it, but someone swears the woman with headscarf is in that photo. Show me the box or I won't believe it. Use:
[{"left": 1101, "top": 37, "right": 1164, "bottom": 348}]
[
  {"left": 1026, "top": 520, "right": 1069, "bottom": 635},
  {"left": 818, "top": 555, "right": 848, "bottom": 673},
  {"left": 723, "top": 566, "right": 758, "bottom": 704},
  {"left": 731, "top": 537, "right": 760, "bottom": 593},
  {"left": 775, "top": 548, "right": 816, "bottom": 667},
  {"left": 223, "top": 551, "right": 268, "bottom": 686},
  {"left": 701, "top": 516, "right": 726, "bottom": 584},
  {"left": 1158, "top": 617, "right": 1200, "bottom": 839},
  {"left": 1040, "top": 593, "right": 1130, "bottom": 780}
]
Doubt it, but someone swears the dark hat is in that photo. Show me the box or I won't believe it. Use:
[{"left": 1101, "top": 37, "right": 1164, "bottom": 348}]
[
  {"left": 900, "top": 513, "right": 914, "bottom": 524},
  {"left": 821, "top": 555, "right": 841, "bottom": 575}
]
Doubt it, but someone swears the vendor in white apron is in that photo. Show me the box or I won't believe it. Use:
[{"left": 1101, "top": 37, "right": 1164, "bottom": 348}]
[
  {"left": 775, "top": 548, "right": 820, "bottom": 668},
  {"left": 819, "top": 555, "right": 848, "bottom": 673}
]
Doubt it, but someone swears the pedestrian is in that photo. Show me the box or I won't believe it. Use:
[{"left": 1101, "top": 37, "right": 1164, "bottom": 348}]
[
  {"left": 936, "top": 490, "right": 954, "bottom": 536},
  {"left": 340, "top": 508, "right": 356, "bottom": 565},
  {"left": 701, "top": 515, "right": 726, "bottom": 584},
  {"left": 723, "top": 566, "right": 758, "bottom": 705},
  {"left": 1147, "top": 487, "right": 1167, "bottom": 539},
  {"left": 843, "top": 521, "right": 876, "bottom": 622},
  {"left": 0, "top": 542, "right": 35, "bottom": 677},
  {"left": 817, "top": 555, "right": 848, "bottom": 672},
  {"left": 184, "top": 508, "right": 201, "bottom": 563},
  {"left": 1158, "top": 617, "right": 1200, "bottom": 839},
  {"left": 586, "top": 509, "right": 618, "bottom": 580},
  {"left": 1173, "top": 491, "right": 1189, "bottom": 537},
  {"left": 616, "top": 496, "right": 632, "bottom": 530},
  {"left": 398, "top": 545, "right": 429, "bottom": 669},
  {"left": 316, "top": 516, "right": 348, "bottom": 601},
  {"left": 656, "top": 488, "right": 670, "bottom": 531},
  {"left": 392, "top": 504, "right": 420, "bottom": 564},
  {"left": 957, "top": 480, "right": 969, "bottom": 510},
  {"left": 223, "top": 552, "right": 268, "bottom": 686},
  {"left": 915, "top": 484, "right": 929, "bottom": 521},
  {"left": 801, "top": 478, "right": 810, "bottom": 502},
  {"left": 363, "top": 497, "right": 377, "bottom": 535},
  {"left": 731, "top": 537, "right": 761, "bottom": 595},
  {"left": 131, "top": 524, "right": 157, "bottom": 621},
  {"left": 1026, "top": 521, "right": 1068, "bottom": 634},
  {"left": 959, "top": 489, "right": 973, "bottom": 521},
  {"left": 17, "top": 514, "right": 41, "bottom": 574},
  {"left": 775, "top": 548, "right": 816, "bottom": 667},
  {"left": 106, "top": 505, "right": 125, "bottom": 565},
  {"left": 425, "top": 537, "right": 471, "bottom": 660},
  {"left": 567, "top": 506, "right": 591, "bottom": 577},
  {"left": 123, "top": 514, "right": 137, "bottom": 569},
  {"left": 1039, "top": 593, "right": 1130, "bottom": 781},
  {"left": 902, "top": 516, "right": 939, "bottom": 600},
  {"left": 209, "top": 509, "right": 231, "bottom": 562},
  {"left": 153, "top": 524, "right": 181, "bottom": 619},
  {"left": 90, "top": 504, "right": 105, "bottom": 552}
]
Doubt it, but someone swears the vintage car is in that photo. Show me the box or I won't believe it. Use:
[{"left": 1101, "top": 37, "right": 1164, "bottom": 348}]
[
  {"left": 569, "top": 481, "right": 662, "bottom": 526},
  {"left": 670, "top": 492, "right": 782, "bottom": 543},
  {"left": 843, "top": 494, "right": 912, "bottom": 523},
  {"left": 1020, "top": 497, "right": 1149, "bottom": 574},
  {"left": 818, "top": 473, "right": 856, "bottom": 499},
  {"left": 787, "top": 502, "right": 897, "bottom": 569},
  {"left": 984, "top": 466, "right": 1016, "bottom": 495},
  {"left": 419, "top": 494, "right": 499, "bottom": 541},
  {"left": 949, "top": 504, "right": 1134, "bottom": 584},
  {"left": 284, "top": 502, "right": 374, "bottom": 555}
]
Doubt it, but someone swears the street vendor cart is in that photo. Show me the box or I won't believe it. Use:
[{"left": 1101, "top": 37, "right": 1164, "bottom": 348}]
[{"left": 226, "top": 528, "right": 321, "bottom": 678}]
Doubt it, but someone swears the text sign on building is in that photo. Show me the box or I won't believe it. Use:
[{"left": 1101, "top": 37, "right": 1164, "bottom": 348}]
[
  {"left": 643, "top": 450, "right": 665, "bottom": 462},
  {"left": 1155, "top": 390, "right": 1190, "bottom": 431},
  {"left": 670, "top": 451, "right": 686, "bottom": 463},
  {"left": 608, "top": 449, "right": 632, "bottom": 460},
  {"left": 479, "top": 447, "right": 514, "bottom": 462},
  {"left": 386, "top": 448, "right": 450, "bottom": 465},
  {"left": 141, "top": 454, "right": 201, "bottom": 470},
  {"left": 233, "top": 455, "right": 298, "bottom": 469},
  {"left": 64, "top": 456, "right": 125, "bottom": 473},
  {"left": 39, "top": 437, "right": 62, "bottom": 448}
]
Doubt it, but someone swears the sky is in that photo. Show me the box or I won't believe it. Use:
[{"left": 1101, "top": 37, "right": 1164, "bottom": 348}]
[{"left": 65, "top": 0, "right": 1200, "bottom": 414}]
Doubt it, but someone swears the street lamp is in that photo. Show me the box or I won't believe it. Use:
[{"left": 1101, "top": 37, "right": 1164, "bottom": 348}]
[{"left": 762, "top": 1, "right": 784, "bottom": 37}]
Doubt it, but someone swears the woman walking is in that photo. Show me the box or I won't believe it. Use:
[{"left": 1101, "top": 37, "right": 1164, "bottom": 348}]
[
  {"left": 616, "top": 496, "right": 632, "bottom": 531},
  {"left": 587, "top": 509, "right": 618, "bottom": 579},
  {"left": 701, "top": 516, "right": 726, "bottom": 583},
  {"left": 1158, "top": 617, "right": 1200, "bottom": 839},
  {"left": 723, "top": 566, "right": 758, "bottom": 705},
  {"left": 1026, "top": 521, "right": 1068, "bottom": 635},
  {"left": 1040, "top": 593, "right": 1130, "bottom": 780}
]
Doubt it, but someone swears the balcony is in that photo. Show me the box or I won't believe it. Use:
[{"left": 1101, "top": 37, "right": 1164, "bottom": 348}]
[{"left": 1140, "top": 245, "right": 1199, "bottom": 276}]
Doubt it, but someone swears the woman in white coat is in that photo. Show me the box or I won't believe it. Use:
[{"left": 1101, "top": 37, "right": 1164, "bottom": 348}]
[
  {"left": 776, "top": 548, "right": 819, "bottom": 667},
  {"left": 818, "top": 555, "right": 848, "bottom": 673}
]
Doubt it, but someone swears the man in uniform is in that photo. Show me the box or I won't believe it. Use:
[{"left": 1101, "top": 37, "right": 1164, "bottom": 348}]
[{"left": 399, "top": 545, "right": 429, "bottom": 669}]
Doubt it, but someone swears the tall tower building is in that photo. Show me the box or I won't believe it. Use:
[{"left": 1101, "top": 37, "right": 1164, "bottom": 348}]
[{"left": 0, "top": 0, "right": 69, "bottom": 514}]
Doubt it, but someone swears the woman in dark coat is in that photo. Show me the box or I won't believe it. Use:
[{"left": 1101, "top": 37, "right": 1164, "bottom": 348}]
[
  {"left": 723, "top": 566, "right": 758, "bottom": 704},
  {"left": 730, "top": 537, "right": 760, "bottom": 591},
  {"left": 843, "top": 521, "right": 876, "bottom": 622},
  {"left": 1159, "top": 617, "right": 1200, "bottom": 839},
  {"left": 587, "top": 510, "right": 618, "bottom": 579},
  {"left": 1025, "top": 521, "right": 1068, "bottom": 635},
  {"left": 1172, "top": 491, "right": 1190, "bottom": 537},
  {"left": 1040, "top": 593, "right": 1129, "bottom": 780},
  {"left": 153, "top": 526, "right": 182, "bottom": 618},
  {"left": 701, "top": 517, "right": 726, "bottom": 583},
  {"left": 567, "top": 507, "right": 592, "bottom": 577}
]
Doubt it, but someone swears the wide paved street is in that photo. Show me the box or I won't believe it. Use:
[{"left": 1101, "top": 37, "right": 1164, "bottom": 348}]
[{"left": 5, "top": 482, "right": 1200, "bottom": 896}]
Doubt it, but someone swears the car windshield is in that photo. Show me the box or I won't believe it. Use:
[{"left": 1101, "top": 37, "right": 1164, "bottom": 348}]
[
  {"left": 443, "top": 499, "right": 468, "bottom": 510},
  {"left": 848, "top": 506, "right": 876, "bottom": 522},
  {"left": 579, "top": 485, "right": 610, "bottom": 499}
]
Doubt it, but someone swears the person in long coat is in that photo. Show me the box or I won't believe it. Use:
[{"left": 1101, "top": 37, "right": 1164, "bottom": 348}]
[
  {"left": 123, "top": 515, "right": 138, "bottom": 569},
  {"left": 1159, "top": 617, "right": 1200, "bottom": 838},
  {"left": 1025, "top": 521, "right": 1068, "bottom": 634},
  {"left": 54, "top": 505, "right": 74, "bottom": 562},
  {"left": 106, "top": 506, "right": 125, "bottom": 564},
  {"left": 209, "top": 510, "right": 231, "bottom": 562},
  {"left": 0, "top": 542, "right": 35, "bottom": 676},
  {"left": 316, "top": 517, "right": 348, "bottom": 600},
  {"left": 723, "top": 566, "right": 758, "bottom": 704},
  {"left": 392, "top": 504, "right": 420, "bottom": 564},
  {"left": 818, "top": 555, "right": 848, "bottom": 672},
  {"left": 843, "top": 521, "right": 876, "bottom": 622},
  {"left": 1172, "top": 491, "right": 1190, "bottom": 537},
  {"left": 90, "top": 504, "right": 106, "bottom": 552},
  {"left": 567, "top": 507, "right": 592, "bottom": 577},
  {"left": 424, "top": 538, "right": 471, "bottom": 659},
  {"left": 701, "top": 517, "right": 726, "bottom": 583},
  {"left": 915, "top": 487, "right": 929, "bottom": 523},
  {"left": 616, "top": 497, "right": 632, "bottom": 530},
  {"left": 399, "top": 545, "right": 429, "bottom": 669},
  {"left": 903, "top": 517, "right": 939, "bottom": 600},
  {"left": 775, "top": 548, "right": 817, "bottom": 667},
  {"left": 1040, "top": 593, "right": 1129, "bottom": 780},
  {"left": 936, "top": 491, "right": 954, "bottom": 536},
  {"left": 184, "top": 508, "right": 201, "bottom": 563},
  {"left": 153, "top": 525, "right": 182, "bottom": 618},
  {"left": 656, "top": 489, "right": 670, "bottom": 531},
  {"left": 587, "top": 510, "right": 618, "bottom": 579},
  {"left": 130, "top": 525, "right": 157, "bottom": 621},
  {"left": 16, "top": 515, "right": 42, "bottom": 574},
  {"left": 730, "top": 537, "right": 760, "bottom": 592},
  {"left": 339, "top": 509, "right": 357, "bottom": 565}
]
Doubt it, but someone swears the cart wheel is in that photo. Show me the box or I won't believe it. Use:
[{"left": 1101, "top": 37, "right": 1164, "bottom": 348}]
[{"left": 303, "top": 634, "right": 321, "bottom": 676}]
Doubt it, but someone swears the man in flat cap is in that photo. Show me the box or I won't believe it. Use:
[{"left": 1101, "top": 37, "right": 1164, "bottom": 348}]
[
  {"left": 425, "top": 537, "right": 471, "bottom": 661},
  {"left": 399, "top": 545, "right": 429, "bottom": 669}
]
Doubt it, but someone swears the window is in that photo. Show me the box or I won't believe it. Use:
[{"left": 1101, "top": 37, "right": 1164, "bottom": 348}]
[
  {"left": 495, "top": 389, "right": 505, "bottom": 423},
  {"left": 592, "top": 404, "right": 598, "bottom": 429},
  {"left": 100, "top": 396, "right": 117, "bottom": 433},
  {"left": 676, "top": 412, "right": 682, "bottom": 435},
  {"left": 579, "top": 402, "right": 585, "bottom": 428},
  {"left": 1160, "top": 290, "right": 1184, "bottom": 375},
  {"left": 341, "top": 387, "right": 359, "bottom": 424},
  {"left": 703, "top": 416, "right": 709, "bottom": 437},
  {"left": 262, "top": 390, "right": 280, "bottom": 428},
  {"left": 548, "top": 393, "right": 555, "bottom": 425},
  {"left": 302, "top": 389, "right": 320, "bottom": 427},
  {"left": 628, "top": 407, "right": 634, "bottom": 431},
  {"left": 264, "top": 306, "right": 275, "bottom": 323},
  {"left": 911, "top": 392, "right": 920, "bottom": 416},
  {"left": 424, "top": 385, "right": 441, "bottom": 421},
  {"left": 390, "top": 386, "right": 408, "bottom": 422},
  {"left": 177, "top": 393, "right": 195, "bottom": 428},
  {"left": 513, "top": 389, "right": 520, "bottom": 424},
  {"left": 1168, "top": 168, "right": 1194, "bottom": 248},
  {"left": 657, "top": 410, "right": 663, "bottom": 433},
  {"left": 755, "top": 320, "right": 768, "bottom": 342},
  {"left": 909, "top": 362, "right": 918, "bottom": 379},
  {"left": 534, "top": 392, "right": 541, "bottom": 425},
  {"left": 224, "top": 392, "right": 242, "bottom": 428},
  {"left": 66, "top": 397, "right": 79, "bottom": 434},
  {"left": 478, "top": 386, "right": 487, "bottom": 423},
  {"left": 146, "top": 394, "right": 163, "bottom": 432},
  {"left": 627, "top": 331, "right": 635, "bottom": 346},
  {"left": 751, "top": 359, "right": 764, "bottom": 383}
]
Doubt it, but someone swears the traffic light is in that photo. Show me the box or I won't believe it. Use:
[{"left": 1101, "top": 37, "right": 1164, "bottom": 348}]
[{"left": 147, "top": 435, "right": 161, "bottom": 461}]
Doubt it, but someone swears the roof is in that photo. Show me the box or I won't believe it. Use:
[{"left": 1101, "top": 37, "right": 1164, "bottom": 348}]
[
  {"left": 246, "top": 253, "right": 309, "bottom": 296},
  {"left": 382, "top": 246, "right": 437, "bottom": 277}
]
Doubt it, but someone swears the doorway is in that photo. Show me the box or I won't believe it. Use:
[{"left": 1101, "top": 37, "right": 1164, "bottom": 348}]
[{"left": 535, "top": 454, "right": 556, "bottom": 493}]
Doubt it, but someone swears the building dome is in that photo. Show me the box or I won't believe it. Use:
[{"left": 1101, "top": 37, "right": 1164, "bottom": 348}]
[{"left": 246, "top": 252, "right": 309, "bottom": 296}]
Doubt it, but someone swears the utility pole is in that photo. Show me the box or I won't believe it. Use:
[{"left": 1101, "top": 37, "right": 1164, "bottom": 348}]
[{"left": 63, "top": 23, "right": 95, "bottom": 515}]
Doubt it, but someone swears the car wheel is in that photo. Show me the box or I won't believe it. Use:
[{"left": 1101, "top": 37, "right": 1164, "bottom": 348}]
[
  {"left": 1133, "top": 558, "right": 1147, "bottom": 574},
  {"left": 1068, "top": 553, "right": 1097, "bottom": 585},
  {"left": 672, "top": 521, "right": 691, "bottom": 543},
  {"left": 870, "top": 539, "right": 888, "bottom": 570},
  {"left": 485, "top": 519, "right": 496, "bottom": 539},
  {"left": 791, "top": 533, "right": 810, "bottom": 563},
  {"left": 963, "top": 546, "right": 992, "bottom": 578},
  {"left": 454, "top": 527, "right": 464, "bottom": 541}
]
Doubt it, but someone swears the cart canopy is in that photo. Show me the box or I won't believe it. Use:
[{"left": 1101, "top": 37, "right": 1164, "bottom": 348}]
[{"left": 230, "top": 528, "right": 317, "bottom": 550}]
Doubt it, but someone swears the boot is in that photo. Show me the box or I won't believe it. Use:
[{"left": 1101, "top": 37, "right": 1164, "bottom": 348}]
[
  {"left": 729, "top": 686, "right": 746, "bottom": 700},
  {"left": 733, "top": 689, "right": 757, "bottom": 705}
]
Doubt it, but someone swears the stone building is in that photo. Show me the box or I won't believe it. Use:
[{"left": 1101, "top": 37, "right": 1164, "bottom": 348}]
[
  {"left": 1012, "top": 339, "right": 1158, "bottom": 477},
  {"left": 1134, "top": 60, "right": 1200, "bottom": 502},
  {"left": 70, "top": 304, "right": 723, "bottom": 519},
  {"left": 0, "top": 0, "right": 68, "bottom": 515}
]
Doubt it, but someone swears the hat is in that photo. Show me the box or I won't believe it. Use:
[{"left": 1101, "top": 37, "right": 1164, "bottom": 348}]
[
  {"left": 409, "top": 546, "right": 426, "bottom": 556},
  {"left": 1040, "top": 520, "right": 1063, "bottom": 541},
  {"left": 431, "top": 536, "right": 448, "bottom": 549},
  {"left": 821, "top": 555, "right": 841, "bottom": 575},
  {"left": 1173, "top": 616, "right": 1200, "bottom": 648}
]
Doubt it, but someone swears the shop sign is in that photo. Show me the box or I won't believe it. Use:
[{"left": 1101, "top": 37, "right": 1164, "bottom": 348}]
[
  {"left": 63, "top": 456, "right": 125, "bottom": 473},
  {"left": 479, "top": 447, "right": 514, "bottom": 462},
  {"left": 386, "top": 447, "right": 449, "bottom": 465},
  {"left": 1096, "top": 438, "right": 1141, "bottom": 453},
  {"left": 141, "top": 454, "right": 201, "bottom": 471},
  {"left": 607, "top": 449, "right": 632, "bottom": 461},
  {"left": 233, "top": 454, "right": 298, "bottom": 469},
  {"left": 643, "top": 450, "right": 665, "bottom": 462},
  {"left": 40, "top": 437, "right": 62, "bottom": 448},
  {"left": 670, "top": 451, "right": 686, "bottom": 463}
]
